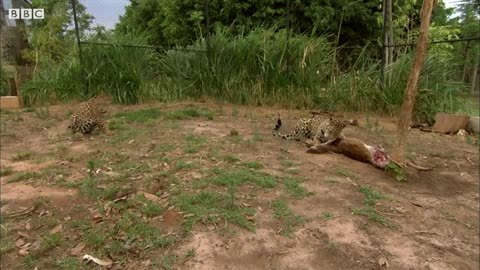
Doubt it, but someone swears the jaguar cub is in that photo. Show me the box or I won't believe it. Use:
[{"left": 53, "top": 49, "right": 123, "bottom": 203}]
[
  {"left": 273, "top": 115, "right": 347, "bottom": 147},
  {"left": 68, "top": 95, "right": 111, "bottom": 135}
]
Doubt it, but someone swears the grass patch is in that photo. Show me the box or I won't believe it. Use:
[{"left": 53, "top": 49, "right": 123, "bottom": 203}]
[
  {"left": 351, "top": 206, "right": 392, "bottom": 227},
  {"left": 165, "top": 108, "right": 214, "bottom": 120},
  {"left": 78, "top": 175, "right": 134, "bottom": 201},
  {"left": 183, "top": 145, "right": 199, "bottom": 154},
  {"left": 174, "top": 192, "right": 256, "bottom": 233},
  {"left": 271, "top": 199, "right": 307, "bottom": 237},
  {"left": 108, "top": 118, "right": 131, "bottom": 130},
  {"left": 241, "top": 161, "right": 264, "bottom": 169},
  {"left": 0, "top": 165, "right": 14, "bottom": 177},
  {"left": 114, "top": 108, "right": 162, "bottom": 123},
  {"left": 352, "top": 186, "right": 393, "bottom": 227},
  {"left": 185, "top": 133, "right": 207, "bottom": 144},
  {"left": 137, "top": 194, "right": 164, "bottom": 217},
  {"left": 154, "top": 143, "right": 176, "bottom": 153},
  {"left": 229, "top": 128, "right": 240, "bottom": 137},
  {"left": 281, "top": 159, "right": 295, "bottom": 167},
  {"left": 201, "top": 168, "right": 277, "bottom": 189},
  {"left": 322, "top": 212, "right": 334, "bottom": 219},
  {"left": 222, "top": 154, "right": 241, "bottom": 163},
  {"left": 83, "top": 226, "right": 109, "bottom": 249},
  {"left": 283, "top": 177, "right": 311, "bottom": 198},
  {"left": 325, "top": 178, "right": 339, "bottom": 183},
  {"left": 0, "top": 238, "right": 15, "bottom": 255},
  {"left": 84, "top": 210, "right": 176, "bottom": 253},
  {"left": 8, "top": 171, "right": 43, "bottom": 183},
  {"left": 55, "top": 257, "right": 82, "bottom": 269},
  {"left": 335, "top": 168, "right": 354, "bottom": 178},
  {"left": 182, "top": 134, "right": 207, "bottom": 154},
  {"left": 11, "top": 151, "right": 35, "bottom": 161},
  {"left": 358, "top": 186, "right": 386, "bottom": 206},
  {"left": 156, "top": 255, "right": 179, "bottom": 270},
  {"left": 24, "top": 233, "right": 64, "bottom": 265},
  {"left": 175, "top": 159, "right": 194, "bottom": 170}
]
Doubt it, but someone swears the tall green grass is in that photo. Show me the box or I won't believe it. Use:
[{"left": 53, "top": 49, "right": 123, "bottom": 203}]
[
  {"left": 81, "top": 33, "right": 157, "bottom": 104},
  {"left": 21, "top": 59, "right": 84, "bottom": 105},
  {"left": 383, "top": 52, "right": 467, "bottom": 122},
  {"left": 154, "top": 27, "right": 334, "bottom": 107},
  {"left": 22, "top": 33, "right": 156, "bottom": 105},
  {"left": 20, "top": 27, "right": 468, "bottom": 122},
  {"left": 1, "top": 65, "right": 11, "bottom": 96}
]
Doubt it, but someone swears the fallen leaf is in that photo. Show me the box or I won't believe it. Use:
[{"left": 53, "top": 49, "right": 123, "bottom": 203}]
[
  {"left": 18, "top": 249, "right": 29, "bottom": 256},
  {"left": 15, "top": 238, "right": 25, "bottom": 248},
  {"left": 17, "top": 231, "right": 29, "bottom": 238},
  {"left": 378, "top": 257, "right": 389, "bottom": 268},
  {"left": 38, "top": 210, "right": 47, "bottom": 217},
  {"left": 25, "top": 222, "right": 32, "bottom": 230},
  {"left": 245, "top": 215, "right": 255, "bottom": 221},
  {"left": 140, "top": 192, "right": 160, "bottom": 202},
  {"left": 411, "top": 202, "right": 423, "bottom": 208},
  {"left": 50, "top": 224, "right": 63, "bottom": 235},
  {"left": 113, "top": 195, "right": 129, "bottom": 203},
  {"left": 128, "top": 140, "right": 135, "bottom": 144},
  {"left": 31, "top": 240, "right": 41, "bottom": 250},
  {"left": 92, "top": 215, "right": 103, "bottom": 224},
  {"left": 83, "top": 254, "right": 113, "bottom": 267},
  {"left": 69, "top": 243, "right": 85, "bottom": 256}
]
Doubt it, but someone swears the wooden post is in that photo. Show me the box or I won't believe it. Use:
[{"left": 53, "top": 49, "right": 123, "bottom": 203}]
[{"left": 390, "top": 0, "right": 436, "bottom": 166}]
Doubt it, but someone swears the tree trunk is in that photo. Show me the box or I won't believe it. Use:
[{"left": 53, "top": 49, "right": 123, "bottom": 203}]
[{"left": 390, "top": 0, "right": 436, "bottom": 166}]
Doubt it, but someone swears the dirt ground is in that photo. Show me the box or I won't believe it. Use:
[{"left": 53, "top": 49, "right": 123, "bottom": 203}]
[{"left": 1, "top": 101, "right": 479, "bottom": 270}]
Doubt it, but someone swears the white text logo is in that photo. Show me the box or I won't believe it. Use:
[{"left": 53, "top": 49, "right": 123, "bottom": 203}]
[{"left": 8, "top": 9, "right": 45, "bottom": 20}]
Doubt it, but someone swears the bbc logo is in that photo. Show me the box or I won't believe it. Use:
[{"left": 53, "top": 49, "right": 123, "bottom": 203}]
[{"left": 8, "top": 9, "right": 45, "bottom": 20}]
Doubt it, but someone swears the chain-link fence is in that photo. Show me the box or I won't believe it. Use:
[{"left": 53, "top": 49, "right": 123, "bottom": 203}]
[
  {"left": 73, "top": 0, "right": 480, "bottom": 95},
  {"left": 1, "top": 0, "right": 479, "bottom": 102}
]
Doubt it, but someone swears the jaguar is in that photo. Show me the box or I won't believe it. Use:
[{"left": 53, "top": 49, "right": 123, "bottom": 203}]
[{"left": 68, "top": 95, "right": 111, "bottom": 135}]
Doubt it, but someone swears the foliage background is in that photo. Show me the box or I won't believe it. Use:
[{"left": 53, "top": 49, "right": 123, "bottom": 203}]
[{"left": 2, "top": 0, "right": 479, "bottom": 121}]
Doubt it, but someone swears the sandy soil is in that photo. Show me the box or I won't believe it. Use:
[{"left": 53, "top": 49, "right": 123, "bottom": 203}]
[{"left": 1, "top": 101, "right": 478, "bottom": 270}]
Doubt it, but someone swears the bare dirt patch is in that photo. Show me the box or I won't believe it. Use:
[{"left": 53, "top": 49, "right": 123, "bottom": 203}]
[{"left": 1, "top": 102, "right": 478, "bottom": 270}]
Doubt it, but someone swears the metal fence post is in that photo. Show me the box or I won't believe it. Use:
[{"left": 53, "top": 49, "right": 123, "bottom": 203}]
[
  {"left": 286, "top": 0, "right": 291, "bottom": 75},
  {"left": 71, "top": 0, "right": 87, "bottom": 96},
  {"left": 204, "top": 0, "right": 211, "bottom": 71},
  {"left": 380, "top": 0, "right": 388, "bottom": 91}
]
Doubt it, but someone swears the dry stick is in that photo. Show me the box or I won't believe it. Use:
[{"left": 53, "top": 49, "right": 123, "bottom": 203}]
[
  {"left": 318, "top": 215, "right": 342, "bottom": 225},
  {"left": 391, "top": 157, "right": 432, "bottom": 171},
  {"left": 465, "top": 157, "right": 474, "bottom": 165},
  {"left": 406, "top": 158, "right": 432, "bottom": 171},
  {"left": 5, "top": 206, "right": 37, "bottom": 218},
  {"left": 310, "top": 110, "right": 334, "bottom": 117},
  {"left": 375, "top": 209, "right": 404, "bottom": 217}
]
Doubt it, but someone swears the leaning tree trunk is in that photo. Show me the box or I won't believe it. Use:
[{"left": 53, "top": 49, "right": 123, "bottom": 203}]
[{"left": 390, "top": 0, "right": 436, "bottom": 166}]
